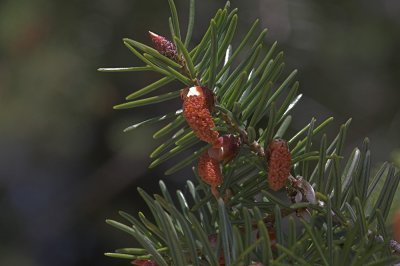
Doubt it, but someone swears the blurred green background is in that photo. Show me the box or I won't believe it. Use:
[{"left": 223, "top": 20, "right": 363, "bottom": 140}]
[{"left": 0, "top": 0, "right": 399, "bottom": 265}]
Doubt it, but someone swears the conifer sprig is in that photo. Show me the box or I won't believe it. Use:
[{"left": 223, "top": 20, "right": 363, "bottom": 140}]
[{"left": 101, "top": 0, "right": 400, "bottom": 265}]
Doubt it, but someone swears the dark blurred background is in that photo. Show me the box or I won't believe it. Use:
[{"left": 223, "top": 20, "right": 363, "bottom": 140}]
[{"left": 0, "top": 0, "right": 399, "bottom": 265}]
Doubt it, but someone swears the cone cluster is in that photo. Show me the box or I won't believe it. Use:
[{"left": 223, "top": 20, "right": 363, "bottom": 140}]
[
  {"left": 150, "top": 33, "right": 292, "bottom": 194},
  {"left": 181, "top": 87, "right": 241, "bottom": 197}
]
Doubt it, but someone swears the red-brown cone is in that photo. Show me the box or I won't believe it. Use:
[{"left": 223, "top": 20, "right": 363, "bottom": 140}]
[
  {"left": 394, "top": 210, "right": 400, "bottom": 242},
  {"left": 266, "top": 138, "right": 291, "bottom": 191},
  {"left": 131, "top": 259, "right": 158, "bottom": 266},
  {"left": 208, "top": 234, "right": 225, "bottom": 265},
  {"left": 198, "top": 152, "right": 222, "bottom": 198},
  {"left": 148, "top": 31, "right": 179, "bottom": 62},
  {"left": 182, "top": 86, "right": 219, "bottom": 144},
  {"left": 208, "top": 134, "right": 241, "bottom": 162}
]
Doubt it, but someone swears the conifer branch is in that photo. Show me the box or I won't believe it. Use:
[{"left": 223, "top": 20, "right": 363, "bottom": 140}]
[{"left": 101, "top": 1, "right": 400, "bottom": 265}]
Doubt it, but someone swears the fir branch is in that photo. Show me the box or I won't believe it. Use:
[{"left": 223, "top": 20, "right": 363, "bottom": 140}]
[{"left": 102, "top": 1, "right": 400, "bottom": 265}]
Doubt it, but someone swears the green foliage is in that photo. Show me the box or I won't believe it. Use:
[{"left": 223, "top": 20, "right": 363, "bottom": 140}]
[{"left": 101, "top": 0, "right": 400, "bottom": 265}]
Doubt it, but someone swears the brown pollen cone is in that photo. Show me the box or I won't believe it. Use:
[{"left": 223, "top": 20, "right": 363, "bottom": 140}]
[
  {"left": 148, "top": 31, "right": 179, "bottom": 62},
  {"left": 198, "top": 152, "right": 222, "bottom": 198},
  {"left": 266, "top": 138, "right": 291, "bottom": 191},
  {"left": 182, "top": 86, "right": 219, "bottom": 144}
]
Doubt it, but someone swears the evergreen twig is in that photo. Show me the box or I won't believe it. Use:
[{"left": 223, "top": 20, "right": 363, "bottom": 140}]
[{"left": 101, "top": 1, "right": 400, "bottom": 265}]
